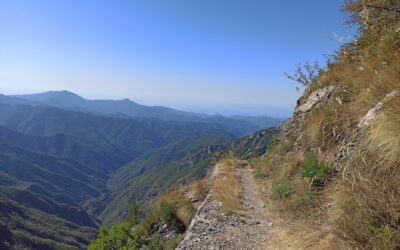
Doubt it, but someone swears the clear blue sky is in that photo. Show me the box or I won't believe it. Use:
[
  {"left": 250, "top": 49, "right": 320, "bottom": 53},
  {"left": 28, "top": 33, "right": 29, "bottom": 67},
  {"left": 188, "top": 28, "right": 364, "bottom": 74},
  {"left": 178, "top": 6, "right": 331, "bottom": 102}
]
[{"left": 0, "top": 0, "right": 354, "bottom": 117}]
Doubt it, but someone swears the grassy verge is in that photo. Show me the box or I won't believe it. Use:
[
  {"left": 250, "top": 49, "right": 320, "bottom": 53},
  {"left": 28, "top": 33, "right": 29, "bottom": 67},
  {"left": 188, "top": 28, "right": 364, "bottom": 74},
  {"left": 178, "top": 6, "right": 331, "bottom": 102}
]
[{"left": 212, "top": 160, "right": 243, "bottom": 215}]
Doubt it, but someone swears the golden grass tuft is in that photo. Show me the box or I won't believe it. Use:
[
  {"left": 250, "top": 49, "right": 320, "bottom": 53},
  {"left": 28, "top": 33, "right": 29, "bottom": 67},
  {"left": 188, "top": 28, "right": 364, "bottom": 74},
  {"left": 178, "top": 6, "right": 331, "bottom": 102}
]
[
  {"left": 334, "top": 96, "right": 400, "bottom": 249},
  {"left": 212, "top": 160, "right": 243, "bottom": 214},
  {"left": 176, "top": 205, "right": 194, "bottom": 227},
  {"left": 367, "top": 96, "right": 400, "bottom": 170},
  {"left": 143, "top": 186, "right": 196, "bottom": 233},
  {"left": 187, "top": 180, "right": 208, "bottom": 202}
]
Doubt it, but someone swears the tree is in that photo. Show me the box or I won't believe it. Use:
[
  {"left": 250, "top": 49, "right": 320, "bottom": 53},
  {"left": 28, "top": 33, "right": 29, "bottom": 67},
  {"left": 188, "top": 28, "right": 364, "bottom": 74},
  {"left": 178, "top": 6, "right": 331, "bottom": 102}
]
[{"left": 284, "top": 62, "right": 321, "bottom": 87}]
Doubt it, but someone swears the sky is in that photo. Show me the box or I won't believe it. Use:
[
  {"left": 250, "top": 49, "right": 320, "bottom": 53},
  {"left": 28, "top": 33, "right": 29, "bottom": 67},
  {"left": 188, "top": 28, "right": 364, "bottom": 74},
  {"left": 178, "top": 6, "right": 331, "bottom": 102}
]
[{"left": 0, "top": 0, "right": 354, "bottom": 117}]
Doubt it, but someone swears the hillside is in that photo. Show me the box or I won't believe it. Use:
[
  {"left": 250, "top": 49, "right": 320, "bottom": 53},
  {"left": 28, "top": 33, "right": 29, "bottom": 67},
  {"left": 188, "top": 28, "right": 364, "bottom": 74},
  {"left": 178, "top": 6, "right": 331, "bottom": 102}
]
[
  {"left": 0, "top": 192, "right": 97, "bottom": 249},
  {"left": 246, "top": 1, "right": 400, "bottom": 248},
  {"left": 0, "top": 98, "right": 280, "bottom": 249},
  {"left": 231, "top": 115, "right": 285, "bottom": 129}
]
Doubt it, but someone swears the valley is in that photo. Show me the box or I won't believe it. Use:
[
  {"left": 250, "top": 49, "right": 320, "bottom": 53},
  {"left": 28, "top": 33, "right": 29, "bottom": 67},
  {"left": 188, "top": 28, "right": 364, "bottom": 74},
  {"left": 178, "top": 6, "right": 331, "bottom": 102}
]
[{"left": 0, "top": 91, "right": 280, "bottom": 249}]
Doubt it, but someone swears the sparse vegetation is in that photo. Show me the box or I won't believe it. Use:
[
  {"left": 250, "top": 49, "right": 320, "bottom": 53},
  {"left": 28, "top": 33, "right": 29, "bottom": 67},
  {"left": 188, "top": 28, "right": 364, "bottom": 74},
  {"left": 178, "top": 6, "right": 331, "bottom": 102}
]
[
  {"left": 285, "top": 62, "right": 322, "bottom": 87},
  {"left": 301, "top": 154, "right": 329, "bottom": 187},
  {"left": 90, "top": 185, "right": 194, "bottom": 249},
  {"left": 271, "top": 179, "right": 295, "bottom": 200},
  {"left": 212, "top": 160, "right": 243, "bottom": 214},
  {"left": 289, "top": 190, "right": 315, "bottom": 212},
  {"left": 160, "top": 201, "right": 178, "bottom": 226},
  {"left": 250, "top": 0, "right": 400, "bottom": 248}
]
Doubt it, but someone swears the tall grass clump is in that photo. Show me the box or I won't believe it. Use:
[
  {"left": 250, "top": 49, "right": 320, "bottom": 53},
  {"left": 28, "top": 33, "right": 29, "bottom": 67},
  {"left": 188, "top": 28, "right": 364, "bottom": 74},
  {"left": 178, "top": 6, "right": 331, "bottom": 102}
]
[
  {"left": 212, "top": 160, "right": 242, "bottom": 214},
  {"left": 336, "top": 96, "right": 400, "bottom": 249},
  {"left": 271, "top": 179, "right": 295, "bottom": 200}
]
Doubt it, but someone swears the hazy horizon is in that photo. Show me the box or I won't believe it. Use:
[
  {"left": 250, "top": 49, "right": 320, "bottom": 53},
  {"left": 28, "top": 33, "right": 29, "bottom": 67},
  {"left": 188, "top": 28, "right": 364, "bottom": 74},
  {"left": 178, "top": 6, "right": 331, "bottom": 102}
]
[
  {"left": 3, "top": 89, "right": 289, "bottom": 118},
  {"left": 0, "top": 0, "right": 355, "bottom": 117}
]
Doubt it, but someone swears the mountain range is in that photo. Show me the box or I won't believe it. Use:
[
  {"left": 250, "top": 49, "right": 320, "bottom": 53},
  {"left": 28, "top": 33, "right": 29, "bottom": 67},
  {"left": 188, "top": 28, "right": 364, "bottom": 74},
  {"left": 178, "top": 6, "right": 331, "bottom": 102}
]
[{"left": 0, "top": 91, "right": 283, "bottom": 249}]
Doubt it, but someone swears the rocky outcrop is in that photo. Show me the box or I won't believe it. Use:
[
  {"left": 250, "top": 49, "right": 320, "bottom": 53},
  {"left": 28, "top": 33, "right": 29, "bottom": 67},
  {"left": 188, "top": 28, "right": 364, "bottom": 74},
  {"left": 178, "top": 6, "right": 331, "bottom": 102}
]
[
  {"left": 295, "top": 86, "right": 336, "bottom": 114},
  {"left": 358, "top": 89, "right": 399, "bottom": 127},
  {"left": 282, "top": 85, "right": 337, "bottom": 152},
  {"left": 151, "top": 221, "right": 185, "bottom": 240}
]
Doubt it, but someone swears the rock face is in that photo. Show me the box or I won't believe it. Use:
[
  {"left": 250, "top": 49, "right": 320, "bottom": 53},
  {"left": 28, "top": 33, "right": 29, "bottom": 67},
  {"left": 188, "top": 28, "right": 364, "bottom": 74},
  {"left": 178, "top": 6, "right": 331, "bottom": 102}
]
[
  {"left": 151, "top": 221, "right": 185, "bottom": 240},
  {"left": 176, "top": 164, "right": 270, "bottom": 250},
  {"left": 295, "top": 86, "right": 336, "bottom": 114},
  {"left": 358, "top": 89, "right": 399, "bottom": 127},
  {"left": 281, "top": 85, "right": 337, "bottom": 153}
]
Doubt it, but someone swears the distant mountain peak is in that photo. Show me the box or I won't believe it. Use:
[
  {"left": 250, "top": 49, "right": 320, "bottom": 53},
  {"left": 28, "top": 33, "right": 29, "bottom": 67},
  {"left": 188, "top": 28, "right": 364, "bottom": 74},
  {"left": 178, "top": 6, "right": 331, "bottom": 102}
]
[
  {"left": 41, "top": 90, "right": 84, "bottom": 100},
  {"left": 13, "top": 90, "right": 84, "bottom": 102},
  {"left": 120, "top": 98, "right": 134, "bottom": 103}
]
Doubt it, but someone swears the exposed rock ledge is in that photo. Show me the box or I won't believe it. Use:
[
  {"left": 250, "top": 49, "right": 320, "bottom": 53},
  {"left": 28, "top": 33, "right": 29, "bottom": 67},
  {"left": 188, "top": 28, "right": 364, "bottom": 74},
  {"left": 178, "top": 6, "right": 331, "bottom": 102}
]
[
  {"left": 295, "top": 85, "right": 336, "bottom": 114},
  {"left": 358, "top": 89, "right": 399, "bottom": 127}
]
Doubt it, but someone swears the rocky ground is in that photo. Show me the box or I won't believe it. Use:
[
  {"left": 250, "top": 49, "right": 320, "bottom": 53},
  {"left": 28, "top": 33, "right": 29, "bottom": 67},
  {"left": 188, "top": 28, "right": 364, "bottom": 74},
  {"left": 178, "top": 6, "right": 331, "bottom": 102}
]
[{"left": 176, "top": 163, "right": 271, "bottom": 250}]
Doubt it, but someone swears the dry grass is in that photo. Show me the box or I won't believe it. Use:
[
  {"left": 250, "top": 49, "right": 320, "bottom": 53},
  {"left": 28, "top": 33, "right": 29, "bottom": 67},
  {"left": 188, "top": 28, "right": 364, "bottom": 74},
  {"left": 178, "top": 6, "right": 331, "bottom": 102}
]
[
  {"left": 176, "top": 205, "right": 194, "bottom": 227},
  {"left": 212, "top": 160, "right": 243, "bottom": 214},
  {"left": 368, "top": 96, "right": 400, "bottom": 169},
  {"left": 334, "top": 95, "right": 400, "bottom": 249},
  {"left": 143, "top": 186, "right": 196, "bottom": 233},
  {"left": 187, "top": 180, "right": 208, "bottom": 202},
  {"left": 243, "top": 10, "right": 400, "bottom": 249}
]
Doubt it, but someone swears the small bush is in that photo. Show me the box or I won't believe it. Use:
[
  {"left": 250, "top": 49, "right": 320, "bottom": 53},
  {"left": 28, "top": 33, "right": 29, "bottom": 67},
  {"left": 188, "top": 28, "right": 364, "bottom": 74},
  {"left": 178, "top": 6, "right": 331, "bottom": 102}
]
[
  {"left": 160, "top": 201, "right": 177, "bottom": 226},
  {"left": 371, "top": 226, "right": 400, "bottom": 250},
  {"left": 289, "top": 190, "right": 315, "bottom": 212},
  {"left": 223, "top": 150, "right": 236, "bottom": 160},
  {"left": 148, "top": 236, "right": 164, "bottom": 250},
  {"left": 88, "top": 223, "right": 146, "bottom": 250},
  {"left": 251, "top": 153, "right": 274, "bottom": 179},
  {"left": 271, "top": 179, "right": 295, "bottom": 200},
  {"left": 254, "top": 168, "right": 267, "bottom": 179},
  {"left": 301, "top": 155, "right": 329, "bottom": 187}
]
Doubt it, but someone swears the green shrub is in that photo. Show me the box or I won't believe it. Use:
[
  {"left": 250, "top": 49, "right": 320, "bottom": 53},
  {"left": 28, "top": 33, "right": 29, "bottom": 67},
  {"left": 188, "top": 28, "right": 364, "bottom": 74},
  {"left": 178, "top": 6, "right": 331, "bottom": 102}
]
[
  {"left": 223, "top": 150, "right": 236, "bottom": 160},
  {"left": 289, "top": 190, "right": 315, "bottom": 212},
  {"left": 254, "top": 168, "right": 267, "bottom": 179},
  {"left": 272, "top": 179, "right": 295, "bottom": 200},
  {"left": 148, "top": 236, "right": 164, "bottom": 250},
  {"left": 88, "top": 223, "right": 146, "bottom": 250},
  {"left": 301, "top": 154, "right": 329, "bottom": 186},
  {"left": 160, "top": 201, "right": 177, "bottom": 226},
  {"left": 371, "top": 226, "right": 400, "bottom": 250}
]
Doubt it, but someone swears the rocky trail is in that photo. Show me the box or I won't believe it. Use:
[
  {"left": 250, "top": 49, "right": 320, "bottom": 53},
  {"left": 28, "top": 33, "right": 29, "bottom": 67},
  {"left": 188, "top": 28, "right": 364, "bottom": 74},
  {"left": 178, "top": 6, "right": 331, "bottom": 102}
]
[
  {"left": 177, "top": 163, "right": 271, "bottom": 250},
  {"left": 176, "top": 161, "right": 347, "bottom": 250}
]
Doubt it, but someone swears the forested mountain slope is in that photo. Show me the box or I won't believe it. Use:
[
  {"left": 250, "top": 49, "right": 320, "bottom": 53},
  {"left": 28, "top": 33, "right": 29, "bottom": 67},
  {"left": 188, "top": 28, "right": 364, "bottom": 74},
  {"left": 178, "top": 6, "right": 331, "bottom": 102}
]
[{"left": 0, "top": 100, "right": 274, "bottom": 249}]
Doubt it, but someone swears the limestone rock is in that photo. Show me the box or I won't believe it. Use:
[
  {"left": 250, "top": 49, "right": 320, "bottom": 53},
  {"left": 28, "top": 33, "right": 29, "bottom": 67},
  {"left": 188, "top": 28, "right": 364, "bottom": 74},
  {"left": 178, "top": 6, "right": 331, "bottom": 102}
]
[
  {"left": 358, "top": 89, "right": 399, "bottom": 127},
  {"left": 295, "top": 86, "right": 336, "bottom": 114}
]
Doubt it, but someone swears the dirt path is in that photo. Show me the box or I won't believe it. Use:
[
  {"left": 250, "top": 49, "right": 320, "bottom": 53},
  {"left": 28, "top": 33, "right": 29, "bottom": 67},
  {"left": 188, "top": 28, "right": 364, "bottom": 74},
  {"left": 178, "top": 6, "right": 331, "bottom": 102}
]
[
  {"left": 176, "top": 163, "right": 271, "bottom": 250},
  {"left": 177, "top": 162, "right": 347, "bottom": 250}
]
